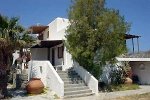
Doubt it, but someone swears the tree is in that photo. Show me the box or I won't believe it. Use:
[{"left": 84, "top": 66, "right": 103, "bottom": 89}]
[
  {"left": 65, "top": 0, "right": 130, "bottom": 78},
  {"left": 0, "top": 14, "right": 34, "bottom": 98},
  {"left": 0, "top": 15, "right": 24, "bottom": 69},
  {"left": 21, "top": 31, "right": 36, "bottom": 47}
]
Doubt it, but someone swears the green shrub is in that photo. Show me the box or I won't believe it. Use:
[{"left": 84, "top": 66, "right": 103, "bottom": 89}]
[{"left": 110, "top": 68, "right": 125, "bottom": 85}]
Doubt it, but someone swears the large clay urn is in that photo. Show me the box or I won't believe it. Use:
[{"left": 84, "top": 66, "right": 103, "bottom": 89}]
[
  {"left": 26, "top": 78, "right": 44, "bottom": 94},
  {"left": 124, "top": 70, "right": 133, "bottom": 84},
  {"left": 125, "top": 77, "right": 133, "bottom": 84}
]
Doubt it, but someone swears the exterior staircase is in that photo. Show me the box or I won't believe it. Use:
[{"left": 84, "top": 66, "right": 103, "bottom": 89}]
[{"left": 57, "top": 69, "right": 94, "bottom": 98}]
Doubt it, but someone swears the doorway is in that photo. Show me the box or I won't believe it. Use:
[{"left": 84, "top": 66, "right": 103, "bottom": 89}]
[
  {"left": 47, "top": 48, "right": 50, "bottom": 60},
  {"left": 52, "top": 48, "right": 55, "bottom": 66}
]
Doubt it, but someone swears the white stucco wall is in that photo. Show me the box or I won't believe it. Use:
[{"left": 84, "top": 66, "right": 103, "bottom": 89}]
[
  {"left": 28, "top": 60, "right": 64, "bottom": 97},
  {"left": 56, "top": 18, "right": 69, "bottom": 32},
  {"left": 73, "top": 62, "right": 98, "bottom": 94},
  {"left": 31, "top": 17, "right": 73, "bottom": 70},
  {"left": 28, "top": 61, "right": 47, "bottom": 86},
  {"left": 31, "top": 48, "right": 48, "bottom": 60},
  {"left": 63, "top": 47, "right": 73, "bottom": 71},
  {"left": 46, "top": 61, "right": 64, "bottom": 97},
  {"left": 47, "top": 19, "right": 57, "bottom": 40},
  {"left": 33, "top": 17, "right": 72, "bottom": 70},
  {"left": 43, "top": 17, "right": 69, "bottom": 41},
  {"left": 43, "top": 28, "right": 49, "bottom": 40},
  {"left": 130, "top": 61, "right": 150, "bottom": 84}
]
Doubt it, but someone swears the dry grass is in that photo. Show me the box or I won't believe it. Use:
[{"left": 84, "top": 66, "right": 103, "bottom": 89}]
[
  {"left": 111, "top": 84, "right": 140, "bottom": 91},
  {"left": 112, "top": 92, "right": 150, "bottom": 100}
]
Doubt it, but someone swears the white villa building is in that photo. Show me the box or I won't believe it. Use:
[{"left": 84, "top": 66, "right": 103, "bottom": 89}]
[
  {"left": 28, "top": 18, "right": 98, "bottom": 98},
  {"left": 30, "top": 18, "right": 72, "bottom": 70},
  {"left": 28, "top": 17, "right": 150, "bottom": 98}
]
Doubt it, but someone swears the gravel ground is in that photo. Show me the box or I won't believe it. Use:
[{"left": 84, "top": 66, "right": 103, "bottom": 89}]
[
  {"left": 9, "top": 85, "right": 150, "bottom": 100},
  {"left": 9, "top": 89, "right": 56, "bottom": 100},
  {"left": 6, "top": 84, "right": 56, "bottom": 100}
]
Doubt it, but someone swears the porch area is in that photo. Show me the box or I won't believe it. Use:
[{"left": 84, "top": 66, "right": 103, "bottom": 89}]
[{"left": 31, "top": 40, "right": 72, "bottom": 71}]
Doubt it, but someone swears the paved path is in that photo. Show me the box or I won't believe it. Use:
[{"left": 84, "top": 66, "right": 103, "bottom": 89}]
[
  {"left": 10, "top": 85, "right": 150, "bottom": 100},
  {"left": 65, "top": 85, "right": 150, "bottom": 100}
]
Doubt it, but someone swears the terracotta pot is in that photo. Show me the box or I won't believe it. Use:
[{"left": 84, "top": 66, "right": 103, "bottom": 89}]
[
  {"left": 126, "top": 70, "right": 132, "bottom": 78},
  {"left": 26, "top": 78, "right": 44, "bottom": 94},
  {"left": 125, "top": 77, "right": 133, "bottom": 84}
]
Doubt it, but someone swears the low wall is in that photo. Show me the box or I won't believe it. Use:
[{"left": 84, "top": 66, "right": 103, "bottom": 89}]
[
  {"left": 73, "top": 62, "right": 98, "bottom": 94},
  {"left": 28, "top": 60, "right": 64, "bottom": 97},
  {"left": 46, "top": 61, "right": 64, "bottom": 97}
]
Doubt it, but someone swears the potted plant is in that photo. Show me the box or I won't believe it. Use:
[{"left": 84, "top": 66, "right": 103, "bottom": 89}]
[{"left": 123, "top": 62, "right": 133, "bottom": 84}]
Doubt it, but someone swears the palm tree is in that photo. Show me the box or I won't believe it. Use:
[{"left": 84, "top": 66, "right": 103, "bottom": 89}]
[
  {"left": 21, "top": 31, "right": 36, "bottom": 47},
  {"left": 0, "top": 14, "right": 33, "bottom": 98},
  {"left": 0, "top": 14, "right": 24, "bottom": 68}
]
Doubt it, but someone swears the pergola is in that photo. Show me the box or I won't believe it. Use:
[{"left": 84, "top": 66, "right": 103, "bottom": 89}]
[{"left": 125, "top": 34, "right": 141, "bottom": 53}]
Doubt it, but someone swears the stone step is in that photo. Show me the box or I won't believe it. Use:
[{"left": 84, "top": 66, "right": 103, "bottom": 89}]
[
  {"left": 57, "top": 70, "right": 67, "bottom": 73},
  {"left": 57, "top": 69, "right": 94, "bottom": 98},
  {"left": 57, "top": 70, "right": 76, "bottom": 73},
  {"left": 57, "top": 71, "right": 67, "bottom": 74},
  {"left": 61, "top": 77, "right": 81, "bottom": 81},
  {"left": 64, "top": 89, "right": 92, "bottom": 96},
  {"left": 64, "top": 80, "right": 84, "bottom": 84},
  {"left": 21, "top": 81, "right": 28, "bottom": 89},
  {"left": 57, "top": 71, "right": 76, "bottom": 75},
  {"left": 60, "top": 74, "right": 80, "bottom": 78},
  {"left": 59, "top": 74, "right": 79, "bottom": 78},
  {"left": 57, "top": 69, "right": 74, "bottom": 72},
  {"left": 58, "top": 72, "right": 78, "bottom": 76},
  {"left": 64, "top": 83, "right": 85, "bottom": 87},
  {"left": 65, "top": 86, "right": 89, "bottom": 92},
  {"left": 64, "top": 92, "right": 94, "bottom": 98}
]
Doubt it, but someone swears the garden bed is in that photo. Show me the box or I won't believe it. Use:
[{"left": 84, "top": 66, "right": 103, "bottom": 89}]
[
  {"left": 111, "top": 84, "right": 140, "bottom": 92},
  {"left": 99, "top": 83, "right": 140, "bottom": 92}
]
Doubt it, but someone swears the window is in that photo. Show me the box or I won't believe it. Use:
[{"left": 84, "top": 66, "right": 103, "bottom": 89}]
[
  {"left": 58, "top": 46, "right": 64, "bottom": 58},
  {"left": 47, "top": 31, "right": 49, "bottom": 38}
]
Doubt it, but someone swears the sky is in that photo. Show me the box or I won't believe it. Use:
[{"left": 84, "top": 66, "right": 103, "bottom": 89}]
[{"left": 0, "top": 0, "right": 150, "bottom": 52}]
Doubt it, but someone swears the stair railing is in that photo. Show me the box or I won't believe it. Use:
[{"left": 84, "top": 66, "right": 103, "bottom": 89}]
[{"left": 28, "top": 60, "right": 64, "bottom": 97}]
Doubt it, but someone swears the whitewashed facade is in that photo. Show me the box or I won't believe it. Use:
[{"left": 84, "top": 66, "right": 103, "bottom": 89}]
[{"left": 29, "top": 17, "right": 98, "bottom": 97}]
